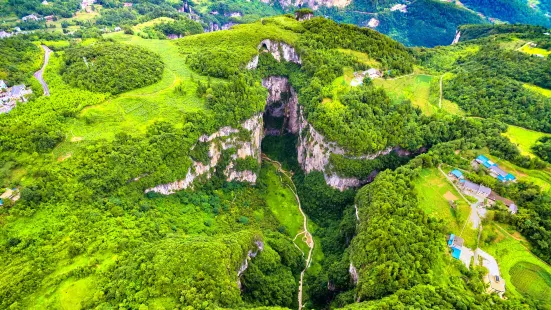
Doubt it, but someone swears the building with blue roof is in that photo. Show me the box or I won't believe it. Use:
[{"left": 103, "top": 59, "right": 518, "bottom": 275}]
[
  {"left": 447, "top": 234, "right": 464, "bottom": 260},
  {"left": 475, "top": 155, "right": 516, "bottom": 182},
  {"left": 450, "top": 169, "right": 464, "bottom": 179},
  {"left": 475, "top": 155, "right": 496, "bottom": 168}
]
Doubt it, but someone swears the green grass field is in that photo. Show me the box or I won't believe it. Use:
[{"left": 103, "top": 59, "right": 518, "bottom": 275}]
[
  {"left": 485, "top": 223, "right": 551, "bottom": 305},
  {"left": 524, "top": 83, "right": 551, "bottom": 97},
  {"left": 414, "top": 168, "right": 478, "bottom": 248},
  {"left": 262, "top": 163, "right": 310, "bottom": 255},
  {"left": 503, "top": 125, "right": 551, "bottom": 158},
  {"left": 510, "top": 261, "right": 551, "bottom": 303},
  {"left": 65, "top": 34, "right": 209, "bottom": 141},
  {"left": 373, "top": 74, "right": 438, "bottom": 115},
  {"left": 519, "top": 44, "right": 551, "bottom": 58}
]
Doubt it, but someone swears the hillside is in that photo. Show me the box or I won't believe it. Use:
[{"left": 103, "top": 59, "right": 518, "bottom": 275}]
[{"left": 1, "top": 12, "right": 551, "bottom": 310}]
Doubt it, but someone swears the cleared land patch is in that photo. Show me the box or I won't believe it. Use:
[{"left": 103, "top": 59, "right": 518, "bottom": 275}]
[
  {"left": 503, "top": 125, "right": 551, "bottom": 158},
  {"left": 510, "top": 261, "right": 551, "bottom": 303},
  {"left": 414, "top": 168, "right": 477, "bottom": 248},
  {"left": 67, "top": 34, "right": 208, "bottom": 141},
  {"left": 373, "top": 74, "right": 437, "bottom": 115},
  {"left": 485, "top": 223, "right": 551, "bottom": 304},
  {"left": 519, "top": 44, "right": 551, "bottom": 57}
]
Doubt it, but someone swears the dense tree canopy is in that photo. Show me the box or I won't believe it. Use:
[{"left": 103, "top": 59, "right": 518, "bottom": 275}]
[{"left": 61, "top": 41, "right": 164, "bottom": 94}]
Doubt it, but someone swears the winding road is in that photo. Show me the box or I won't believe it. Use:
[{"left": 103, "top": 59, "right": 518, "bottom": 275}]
[
  {"left": 34, "top": 45, "right": 52, "bottom": 96},
  {"left": 262, "top": 154, "right": 314, "bottom": 309}
]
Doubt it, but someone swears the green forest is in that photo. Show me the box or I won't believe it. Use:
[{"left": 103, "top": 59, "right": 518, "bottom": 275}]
[{"left": 61, "top": 41, "right": 164, "bottom": 94}]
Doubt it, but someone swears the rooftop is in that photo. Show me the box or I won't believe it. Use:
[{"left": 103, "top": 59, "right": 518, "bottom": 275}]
[{"left": 451, "top": 169, "right": 463, "bottom": 178}]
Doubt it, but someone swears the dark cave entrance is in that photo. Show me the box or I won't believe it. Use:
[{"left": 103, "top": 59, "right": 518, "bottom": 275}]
[{"left": 261, "top": 76, "right": 300, "bottom": 169}]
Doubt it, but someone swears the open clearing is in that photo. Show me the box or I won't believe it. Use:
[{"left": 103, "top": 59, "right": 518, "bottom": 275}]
[
  {"left": 485, "top": 223, "right": 551, "bottom": 303},
  {"left": 524, "top": 83, "right": 551, "bottom": 97},
  {"left": 66, "top": 34, "right": 209, "bottom": 141},
  {"left": 519, "top": 44, "right": 551, "bottom": 58},
  {"left": 261, "top": 163, "right": 310, "bottom": 255},
  {"left": 414, "top": 168, "right": 477, "bottom": 248},
  {"left": 503, "top": 125, "right": 551, "bottom": 158},
  {"left": 510, "top": 261, "right": 551, "bottom": 303},
  {"left": 374, "top": 74, "right": 436, "bottom": 115}
]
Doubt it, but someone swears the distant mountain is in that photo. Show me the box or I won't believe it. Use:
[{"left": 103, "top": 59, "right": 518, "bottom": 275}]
[{"left": 192, "top": 0, "right": 551, "bottom": 46}]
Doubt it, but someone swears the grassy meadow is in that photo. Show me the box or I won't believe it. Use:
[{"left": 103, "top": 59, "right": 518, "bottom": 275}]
[
  {"left": 373, "top": 74, "right": 438, "bottom": 115},
  {"left": 485, "top": 223, "right": 551, "bottom": 303},
  {"left": 502, "top": 125, "right": 551, "bottom": 158},
  {"left": 65, "top": 33, "right": 209, "bottom": 142},
  {"left": 519, "top": 44, "right": 551, "bottom": 57},
  {"left": 414, "top": 168, "right": 478, "bottom": 248}
]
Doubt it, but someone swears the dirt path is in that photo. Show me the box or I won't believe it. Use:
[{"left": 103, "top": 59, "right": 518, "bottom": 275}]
[
  {"left": 437, "top": 164, "right": 481, "bottom": 232},
  {"left": 34, "top": 45, "right": 52, "bottom": 96},
  {"left": 262, "top": 154, "right": 314, "bottom": 309}
]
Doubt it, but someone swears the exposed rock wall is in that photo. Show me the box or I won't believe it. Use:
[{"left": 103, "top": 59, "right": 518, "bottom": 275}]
[
  {"left": 262, "top": 76, "right": 299, "bottom": 135},
  {"left": 246, "top": 40, "right": 301, "bottom": 69},
  {"left": 237, "top": 240, "right": 264, "bottom": 289},
  {"left": 296, "top": 107, "right": 396, "bottom": 191},
  {"left": 145, "top": 114, "right": 263, "bottom": 194}
]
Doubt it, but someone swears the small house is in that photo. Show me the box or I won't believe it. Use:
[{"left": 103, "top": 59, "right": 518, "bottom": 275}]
[
  {"left": 487, "top": 192, "right": 518, "bottom": 214},
  {"left": 42, "top": 0, "right": 49, "bottom": 5},
  {"left": 123, "top": 2, "right": 133, "bottom": 7},
  {"left": 475, "top": 155, "right": 495, "bottom": 168},
  {"left": 367, "top": 68, "right": 382, "bottom": 79},
  {"left": 10, "top": 85, "right": 25, "bottom": 99},
  {"left": 486, "top": 274, "right": 506, "bottom": 296},
  {"left": 450, "top": 169, "right": 464, "bottom": 180},
  {"left": 447, "top": 234, "right": 464, "bottom": 259},
  {"left": 22, "top": 14, "right": 40, "bottom": 22},
  {"left": 0, "top": 80, "right": 6, "bottom": 90},
  {"left": 460, "top": 179, "right": 491, "bottom": 197},
  {"left": 0, "top": 31, "right": 12, "bottom": 39},
  {"left": 489, "top": 165, "right": 516, "bottom": 182},
  {"left": 114, "top": 26, "right": 121, "bottom": 31}
]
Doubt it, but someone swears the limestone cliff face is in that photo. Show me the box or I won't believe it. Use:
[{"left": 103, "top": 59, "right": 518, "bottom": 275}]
[
  {"left": 145, "top": 114, "right": 263, "bottom": 194},
  {"left": 296, "top": 107, "right": 395, "bottom": 191},
  {"left": 237, "top": 240, "right": 264, "bottom": 289},
  {"left": 246, "top": 39, "right": 301, "bottom": 69},
  {"left": 262, "top": 76, "right": 299, "bottom": 135}
]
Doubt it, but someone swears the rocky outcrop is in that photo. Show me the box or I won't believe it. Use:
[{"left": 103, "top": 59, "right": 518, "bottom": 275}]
[
  {"left": 237, "top": 240, "right": 264, "bottom": 289},
  {"left": 296, "top": 106, "right": 396, "bottom": 190},
  {"left": 349, "top": 263, "right": 359, "bottom": 285},
  {"left": 145, "top": 114, "right": 263, "bottom": 194},
  {"left": 246, "top": 40, "right": 301, "bottom": 69},
  {"left": 262, "top": 76, "right": 299, "bottom": 135}
]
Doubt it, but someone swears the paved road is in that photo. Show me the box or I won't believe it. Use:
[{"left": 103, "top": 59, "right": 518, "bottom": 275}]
[{"left": 34, "top": 45, "right": 52, "bottom": 96}]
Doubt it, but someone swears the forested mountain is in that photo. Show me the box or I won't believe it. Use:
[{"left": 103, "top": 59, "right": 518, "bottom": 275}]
[
  {"left": 1, "top": 0, "right": 551, "bottom": 47},
  {"left": 2, "top": 4, "right": 551, "bottom": 310}
]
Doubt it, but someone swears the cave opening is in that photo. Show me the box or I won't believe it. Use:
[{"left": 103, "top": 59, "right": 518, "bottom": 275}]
[{"left": 260, "top": 76, "right": 300, "bottom": 169}]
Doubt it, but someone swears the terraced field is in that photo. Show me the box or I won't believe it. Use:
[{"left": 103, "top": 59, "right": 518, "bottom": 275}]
[{"left": 510, "top": 261, "right": 551, "bottom": 303}]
